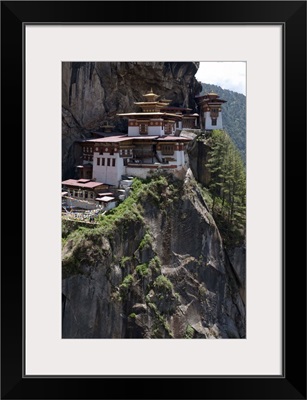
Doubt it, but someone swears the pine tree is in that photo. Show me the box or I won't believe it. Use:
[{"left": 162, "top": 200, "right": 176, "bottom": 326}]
[{"left": 205, "top": 129, "right": 246, "bottom": 244}]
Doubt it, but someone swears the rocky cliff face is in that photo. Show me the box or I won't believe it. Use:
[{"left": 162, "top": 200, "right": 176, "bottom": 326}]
[
  {"left": 62, "top": 170, "right": 245, "bottom": 338},
  {"left": 62, "top": 62, "right": 202, "bottom": 178},
  {"left": 187, "top": 135, "right": 212, "bottom": 187}
]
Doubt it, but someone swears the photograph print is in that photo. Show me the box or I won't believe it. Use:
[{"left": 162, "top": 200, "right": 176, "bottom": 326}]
[{"left": 61, "top": 62, "right": 246, "bottom": 339}]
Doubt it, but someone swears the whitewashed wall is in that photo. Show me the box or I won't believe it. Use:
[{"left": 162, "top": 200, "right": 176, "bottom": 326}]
[
  {"left": 92, "top": 153, "right": 125, "bottom": 186},
  {"left": 204, "top": 111, "right": 223, "bottom": 130}
]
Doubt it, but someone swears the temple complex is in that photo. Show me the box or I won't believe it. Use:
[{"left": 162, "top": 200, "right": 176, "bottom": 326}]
[
  {"left": 62, "top": 88, "right": 226, "bottom": 211},
  {"left": 70, "top": 90, "right": 195, "bottom": 188}
]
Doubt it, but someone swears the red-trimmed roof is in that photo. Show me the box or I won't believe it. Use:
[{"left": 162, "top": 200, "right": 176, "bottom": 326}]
[
  {"left": 83, "top": 134, "right": 192, "bottom": 145},
  {"left": 97, "top": 192, "right": 114, "bottom": 196},
  {"left": 129, "top": 136, "right": 159, "bottom": 140},
  {"left": 155, "top": 136, "right": 192, "bottom": 142},
  {"left": 85, "top": 135, "right": 131, "bottom": 143},
  {"left": 117, "top": 112, "right": 183, "bottom": 118},
  {"left": 77, "top": 179, "right": 91, "bottom": 183},
  {"left": 62, "top": 179, "right": 107, "bottom": 189},
  {"left": 95, "top": 196, "right": 115, "bottom": 202},
  {"left": 195, "top": 95, "right": 227, "bottom": 103}
]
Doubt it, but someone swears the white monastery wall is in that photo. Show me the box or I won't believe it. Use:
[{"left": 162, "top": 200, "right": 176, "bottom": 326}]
[
  {"left": 147, "top": 125, "right": 163, "bottom": 136},
  {"left": 92, "top": 153, "right": 125, "bottom": 187},
  {"left": 204, "top": 111, "right": 223, "bottom": 130},
  {"left": 127, "top": 126, "right": 141, "bottom": 136}
]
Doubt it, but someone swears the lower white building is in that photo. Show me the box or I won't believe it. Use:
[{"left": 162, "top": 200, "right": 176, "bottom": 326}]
[{"left": 76, "top": 135, "right": 192, "bottom": 187}]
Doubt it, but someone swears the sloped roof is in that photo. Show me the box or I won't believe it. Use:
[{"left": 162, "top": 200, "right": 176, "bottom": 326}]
[{"left": 62, "top": 179, "right": 106, "bottom": 189}]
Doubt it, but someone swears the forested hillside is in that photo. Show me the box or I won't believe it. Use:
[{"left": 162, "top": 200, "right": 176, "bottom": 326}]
[{"left": 200, "top": 83, "right": 246, "bottom": 161}]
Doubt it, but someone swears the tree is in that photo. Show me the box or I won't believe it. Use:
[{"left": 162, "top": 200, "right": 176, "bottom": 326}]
[{"left": 206, "top": 130, "right": 246, "bottom": 241}]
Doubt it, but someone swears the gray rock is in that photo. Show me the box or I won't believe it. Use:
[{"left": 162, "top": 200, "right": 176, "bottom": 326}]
[{"left": 62, "top": 172, "right": 246, "bottom": 338}]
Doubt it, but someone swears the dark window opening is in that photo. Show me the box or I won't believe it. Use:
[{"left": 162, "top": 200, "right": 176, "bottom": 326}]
[
  {"left": 161, "top": 145, "right": 174, "bottom": 155},
  {"left": 139, "top": 124, "right": 148, "bottom": 134}
]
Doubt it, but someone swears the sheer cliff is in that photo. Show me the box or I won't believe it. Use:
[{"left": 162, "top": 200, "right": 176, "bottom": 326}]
[
  {"left": 62, "top": 62, "right": 202, "bottom": 178},
  {"left": 62, "top": 171, "right": 245, "bottom": 338}
]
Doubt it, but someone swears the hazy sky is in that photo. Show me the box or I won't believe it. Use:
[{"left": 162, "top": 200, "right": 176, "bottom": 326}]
[{"left": 195, "top": 62, "right": 246, "bottom": 96}]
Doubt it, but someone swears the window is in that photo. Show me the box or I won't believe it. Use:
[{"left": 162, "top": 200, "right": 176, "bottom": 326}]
[
  {"left": 97, "top": 158, "right": 100, "bottom": 165},
  {"left": 90, "top": 192, "right": 94, "bottom": 199},
  {"left": 211, "top": 118, "right": 217, "bottom": 126},
  {"left": 110, "top": 148, "right": 114, "bottom": 155},
  {"left": 90, "top": 147, "right": 93, "bottom": 153},
  {"left": 161, "top": 145, "right": 174, "bottom": 155},
  {"left": 99, "top": 148, "right": 104, "bottom": 155},
  {"left": 139, "top": 123, "right": 148, "bottom": 134},
  {"left": 101, "top": 158, "right": 105, "bottom": 166},
  {"left": 85, "top": 191, "right": 88, "bottom": 199},
  {"left": 107, "top": 158, "right": 111, "bottom": 166},
  {"left": 210, "top": 108, "right": 219, "bottom": 118},
  {"left": 112, "top": 159, "right": 116, "bottom": 167},
  {"left": 165, "top": 123, "right": 172, "bottom": 134}
]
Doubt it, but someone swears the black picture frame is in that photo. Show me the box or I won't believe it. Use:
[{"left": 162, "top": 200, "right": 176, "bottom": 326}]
[{"left": 1, "top": 1, "right": 306, "bottom": 399}]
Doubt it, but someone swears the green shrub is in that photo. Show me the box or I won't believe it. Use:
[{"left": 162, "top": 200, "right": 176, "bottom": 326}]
[
  {"left": 185, "top": 324, "right": 195, "bottom": 339},
  {"left": 121, "top": 274, "right": 134, "bottom": 288},
  {"left": 148, "top": 256, "right": 161, "bottom": 274},
  {"left": 135, "top": 263, "right": 149, "bottom": 277},
  {"left": 139, "top": 233, "right": 152, "bottom": 250},
  {"left": 153, "top": 275, "right": 173, "bottom": 293},
  {"left": 120, "top": 256, "right": 131, "bottom": 268}
]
